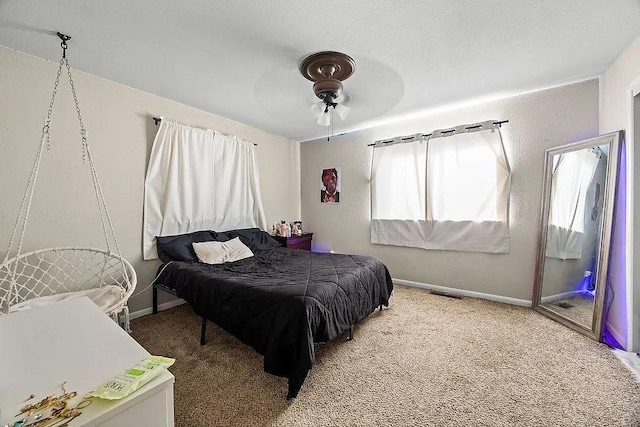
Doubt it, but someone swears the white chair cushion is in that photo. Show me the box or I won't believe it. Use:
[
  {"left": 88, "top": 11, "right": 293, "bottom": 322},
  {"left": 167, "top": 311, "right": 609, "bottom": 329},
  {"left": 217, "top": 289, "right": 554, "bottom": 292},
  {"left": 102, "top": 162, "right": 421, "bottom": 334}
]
[
  {"left": 192, "top": 237, "right": 254, "bottom": 264},
  {"left": 9, "top": 285, "right": 125, "bottom": 313}
]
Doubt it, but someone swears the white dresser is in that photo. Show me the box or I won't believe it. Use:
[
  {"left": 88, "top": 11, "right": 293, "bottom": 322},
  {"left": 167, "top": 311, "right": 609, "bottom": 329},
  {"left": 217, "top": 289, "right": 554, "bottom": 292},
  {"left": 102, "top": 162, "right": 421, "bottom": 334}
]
[{"left": 0, "top": 297, "right": 175, "bottom": 426}]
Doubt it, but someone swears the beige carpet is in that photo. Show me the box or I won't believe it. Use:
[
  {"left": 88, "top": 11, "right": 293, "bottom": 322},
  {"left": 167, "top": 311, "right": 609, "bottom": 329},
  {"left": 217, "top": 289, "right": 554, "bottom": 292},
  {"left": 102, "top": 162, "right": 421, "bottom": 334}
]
[{"left": 131, "top": 285, "right": 640, "bottom": 427}]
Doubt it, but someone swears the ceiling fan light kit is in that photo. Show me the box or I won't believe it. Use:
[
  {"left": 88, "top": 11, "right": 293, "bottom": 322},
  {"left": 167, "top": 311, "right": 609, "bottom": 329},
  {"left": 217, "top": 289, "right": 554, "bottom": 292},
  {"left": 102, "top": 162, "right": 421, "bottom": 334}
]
[
  {"left": 300, "top": 51, "right": 355, "bottom": 128},
  {"left": 333, "top": 103, "right": 351, "bottom": 121}
]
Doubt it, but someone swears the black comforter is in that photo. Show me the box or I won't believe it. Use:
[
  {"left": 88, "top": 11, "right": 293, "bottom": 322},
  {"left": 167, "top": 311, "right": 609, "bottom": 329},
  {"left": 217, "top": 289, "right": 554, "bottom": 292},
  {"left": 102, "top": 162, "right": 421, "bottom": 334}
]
[{"left": 156, "top": 247, "right": 393, "bottom": 398}]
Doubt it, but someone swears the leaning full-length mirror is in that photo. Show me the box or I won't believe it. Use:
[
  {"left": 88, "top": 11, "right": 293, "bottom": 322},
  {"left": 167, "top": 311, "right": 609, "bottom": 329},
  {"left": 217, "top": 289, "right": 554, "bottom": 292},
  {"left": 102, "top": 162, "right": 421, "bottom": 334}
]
[{"left": 532, "top": 131, "right": 621, "bottom": 341}]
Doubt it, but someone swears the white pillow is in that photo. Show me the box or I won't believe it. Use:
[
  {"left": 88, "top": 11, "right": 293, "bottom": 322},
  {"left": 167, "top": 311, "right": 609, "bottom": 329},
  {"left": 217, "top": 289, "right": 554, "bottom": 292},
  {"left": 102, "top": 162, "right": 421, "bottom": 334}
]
[{"left": 192, "top": 237, "right": 254, "bottom": 264}]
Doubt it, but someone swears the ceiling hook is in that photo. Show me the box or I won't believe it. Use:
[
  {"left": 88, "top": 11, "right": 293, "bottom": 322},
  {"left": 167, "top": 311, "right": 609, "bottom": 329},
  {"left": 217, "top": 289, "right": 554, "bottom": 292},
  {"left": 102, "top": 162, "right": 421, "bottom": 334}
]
[{"left": 57, "top": 32, "right": 72, "bottom": 59}]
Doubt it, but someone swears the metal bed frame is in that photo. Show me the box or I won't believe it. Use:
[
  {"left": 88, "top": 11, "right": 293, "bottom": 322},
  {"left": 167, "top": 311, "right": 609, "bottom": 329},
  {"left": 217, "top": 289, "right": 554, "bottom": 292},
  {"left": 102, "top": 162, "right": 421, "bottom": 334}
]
[{"left": 152, "top": 282, "right": 382, "bottom": 345}]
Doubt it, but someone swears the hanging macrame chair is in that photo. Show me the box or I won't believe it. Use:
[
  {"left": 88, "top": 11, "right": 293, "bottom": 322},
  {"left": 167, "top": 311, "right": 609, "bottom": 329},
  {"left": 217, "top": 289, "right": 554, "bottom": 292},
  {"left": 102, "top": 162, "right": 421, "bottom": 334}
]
[{"left": 0, "top": 33, "right": 136, "bottom": 330}]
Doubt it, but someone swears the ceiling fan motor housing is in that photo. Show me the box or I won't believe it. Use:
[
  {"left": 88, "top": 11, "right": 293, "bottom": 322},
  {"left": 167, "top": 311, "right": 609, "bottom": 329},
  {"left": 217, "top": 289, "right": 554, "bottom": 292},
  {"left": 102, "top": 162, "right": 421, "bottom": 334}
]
[
  {"left": 300, "top": 51, "right": 355, "bottom": 102},
  {"left": 313, "top": 79, "right": 343, "bottom": 100}
]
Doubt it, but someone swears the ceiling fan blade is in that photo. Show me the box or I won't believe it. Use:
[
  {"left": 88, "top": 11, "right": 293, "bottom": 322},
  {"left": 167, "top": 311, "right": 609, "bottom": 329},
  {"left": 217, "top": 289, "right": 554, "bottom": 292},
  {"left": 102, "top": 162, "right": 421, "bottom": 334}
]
[
  {"left": 334, "top": 93, "right": 348, "bottom": 104},
  {"left": 310, "top": 102, "right": 325, "bottom": 118},
  {"left": 317, "top": 113, "right": 331, "bottom": 126},
  {"left": 334, "top": 103, "right": 351, "bottom": 120}
]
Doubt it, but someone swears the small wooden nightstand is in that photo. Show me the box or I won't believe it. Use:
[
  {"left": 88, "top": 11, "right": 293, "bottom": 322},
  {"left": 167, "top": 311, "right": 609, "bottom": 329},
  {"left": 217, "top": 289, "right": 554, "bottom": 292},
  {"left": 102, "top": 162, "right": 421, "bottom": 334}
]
[{"left": 274, "top": 233, "right": 313, "bottom": 251}]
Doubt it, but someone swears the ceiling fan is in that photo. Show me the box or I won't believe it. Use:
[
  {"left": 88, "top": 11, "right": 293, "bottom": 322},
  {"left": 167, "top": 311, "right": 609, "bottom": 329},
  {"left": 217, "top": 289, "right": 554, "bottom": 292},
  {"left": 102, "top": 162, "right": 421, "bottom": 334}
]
[{"left": 300, "top": 51, "right": 355, "bottom": 127}]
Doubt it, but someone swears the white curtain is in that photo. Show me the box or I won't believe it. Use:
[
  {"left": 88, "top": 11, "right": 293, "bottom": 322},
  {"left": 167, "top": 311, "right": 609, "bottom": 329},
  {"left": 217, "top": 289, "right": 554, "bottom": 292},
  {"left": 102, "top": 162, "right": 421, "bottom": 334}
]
[
  {"left": 371, "top": 140, "right": 426, "bottom": 220},
  {"left": 371, "top": 140, "right": 427, "bottom": 248},
  {"left": 427, "top": 131, "right": 510, "bottom": 222},
  {"left": 425, "top": 128, "right": 511, "bottom": 253},
  {"left": 371, "top": 121, "right": 511, "bottom": 253},
  {"left": 143, "top": 118, "right": 267, "bottom": 260},
  {"left": 545, "top": 149, "right": 599, "bottom": 260}
]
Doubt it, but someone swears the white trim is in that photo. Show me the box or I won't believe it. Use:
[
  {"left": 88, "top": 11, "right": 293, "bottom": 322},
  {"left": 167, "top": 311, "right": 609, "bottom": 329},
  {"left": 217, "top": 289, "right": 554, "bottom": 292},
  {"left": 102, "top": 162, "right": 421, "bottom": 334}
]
[
  {"left": 540, "top": 290, "right": 584, "bottom": 304},
  {"left": 633, "top": 79, "right": 640, "bottom": 97},
  {"left": 598, "top": 74, "right": 604, "bottom": 131},
  {"left": 607, "top": 320, "right": 627, "bottom": 349},
  {"left": 393, "top": 278, "right": 531, "bottom": 307},
  {"left": 129, "top": 298, "right": 186, "bottom": 321},
  {"left": 612, "top": 349, "right": 640, "bottom": 382},
  {"left": 627, "top": 77, "right": 640, "bottom": 351},
  {"left": 628, "top": 85, "right": 634, "bottom": 351}
]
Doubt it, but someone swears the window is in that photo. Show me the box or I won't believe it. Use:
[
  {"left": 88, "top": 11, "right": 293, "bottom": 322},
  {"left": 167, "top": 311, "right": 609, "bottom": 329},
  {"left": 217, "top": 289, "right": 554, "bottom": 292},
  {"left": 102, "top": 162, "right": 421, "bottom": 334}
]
[{"left": 371, "top": 121, "right": 511, "bottom": 253}]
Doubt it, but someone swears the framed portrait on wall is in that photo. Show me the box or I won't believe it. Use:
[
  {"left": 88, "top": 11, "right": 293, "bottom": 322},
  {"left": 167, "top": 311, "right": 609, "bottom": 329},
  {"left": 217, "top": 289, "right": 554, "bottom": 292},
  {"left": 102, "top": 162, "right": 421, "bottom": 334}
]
[{"left": 320, "top": 167, "right": 341, "bottom": 203}]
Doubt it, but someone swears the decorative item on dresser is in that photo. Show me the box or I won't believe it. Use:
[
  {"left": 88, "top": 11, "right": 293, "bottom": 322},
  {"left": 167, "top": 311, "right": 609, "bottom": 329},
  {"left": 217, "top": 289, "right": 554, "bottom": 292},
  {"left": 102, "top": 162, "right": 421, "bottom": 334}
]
[{"left": 274, "top": 233, "right": 313, "bottom": 251}]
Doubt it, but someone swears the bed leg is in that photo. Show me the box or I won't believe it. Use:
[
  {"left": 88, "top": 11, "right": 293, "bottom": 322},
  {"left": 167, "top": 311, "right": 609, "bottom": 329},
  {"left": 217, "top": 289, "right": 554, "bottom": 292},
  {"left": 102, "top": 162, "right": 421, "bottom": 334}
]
[
  {"left": 286, "top": 390, "right": 298, "bottom": 400},
  {"left": 347, "top": 325, "right": 354, "bottom": 341},
  {"left": 200, "top": 317, "right": 207, "bottom": 346},
  {"left": 286, "top": 370, "right": 308, "bottom": 400},
  {"left": 153, "top": 286, "right": 158, "bottom": 314}
]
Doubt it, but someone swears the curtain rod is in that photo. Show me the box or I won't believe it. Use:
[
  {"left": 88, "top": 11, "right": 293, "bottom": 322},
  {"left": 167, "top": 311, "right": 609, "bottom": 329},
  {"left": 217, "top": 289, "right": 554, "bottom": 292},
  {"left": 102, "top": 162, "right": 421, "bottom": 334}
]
[
  {"left": 152, "top": 117, "right": 257, "bottom": 146},
  {"left": 367, "top": 120, "right": 508, "bottom": 147}
]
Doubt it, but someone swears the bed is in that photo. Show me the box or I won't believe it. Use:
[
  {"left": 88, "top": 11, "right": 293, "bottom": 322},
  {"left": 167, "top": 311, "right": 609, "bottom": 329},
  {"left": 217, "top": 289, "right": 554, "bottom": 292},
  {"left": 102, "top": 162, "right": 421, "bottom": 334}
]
[{"left": 151, "top": 228, "right": 393, "bottom": 398}]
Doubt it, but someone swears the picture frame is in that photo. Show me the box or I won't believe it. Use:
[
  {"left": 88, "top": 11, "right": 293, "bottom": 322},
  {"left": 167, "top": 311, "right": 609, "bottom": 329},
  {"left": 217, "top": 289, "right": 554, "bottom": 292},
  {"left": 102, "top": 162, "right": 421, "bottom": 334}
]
[{"left": 320, "top": 167, "right": 341, "bottom": 203}]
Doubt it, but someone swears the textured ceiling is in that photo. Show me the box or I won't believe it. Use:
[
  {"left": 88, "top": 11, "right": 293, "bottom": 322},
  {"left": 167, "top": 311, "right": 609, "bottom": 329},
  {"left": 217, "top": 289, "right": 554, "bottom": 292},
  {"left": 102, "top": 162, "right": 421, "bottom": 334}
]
[{"left": 1, "top": 0, "right": 639, "bottom": 142}]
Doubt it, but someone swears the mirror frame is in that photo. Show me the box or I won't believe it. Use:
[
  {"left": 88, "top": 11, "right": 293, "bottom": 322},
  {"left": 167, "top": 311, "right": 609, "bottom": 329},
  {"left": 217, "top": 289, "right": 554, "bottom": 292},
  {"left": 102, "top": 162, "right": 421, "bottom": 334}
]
[{"left": 532, "top": 131, "right": 622, "bottom": 341}]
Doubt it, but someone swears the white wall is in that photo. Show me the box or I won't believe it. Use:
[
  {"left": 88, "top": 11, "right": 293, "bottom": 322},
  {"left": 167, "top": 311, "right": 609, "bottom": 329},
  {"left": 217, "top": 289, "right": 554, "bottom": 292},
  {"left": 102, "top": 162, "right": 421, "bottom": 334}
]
[
  {"left": 600, "top": 33, "right": 640, "bottom": 351},
  {"left": 300, "top": 80, "right": 599, "bottom": 302},
  {"left": 0, "top": 45, "right": 300, "bottom": 313}
]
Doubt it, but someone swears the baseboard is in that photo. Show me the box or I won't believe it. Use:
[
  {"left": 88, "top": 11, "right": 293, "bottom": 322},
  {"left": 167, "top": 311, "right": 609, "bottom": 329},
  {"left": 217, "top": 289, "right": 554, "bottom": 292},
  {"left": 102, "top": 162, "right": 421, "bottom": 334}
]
[
  {"left": 131, "top": 280, "right": 531, "bottom": 318},
  {"left": 606, "top": 320, "right": 627, "bottom": 349},
  {"left": 540, "top": 290, "right": 583, "bottom": 304},
  {"left": 393, "top": 278, "right": 531, "bottom": 307},
  {"left": 129, "top": 298, "right": 187, "bottom": 320}
]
